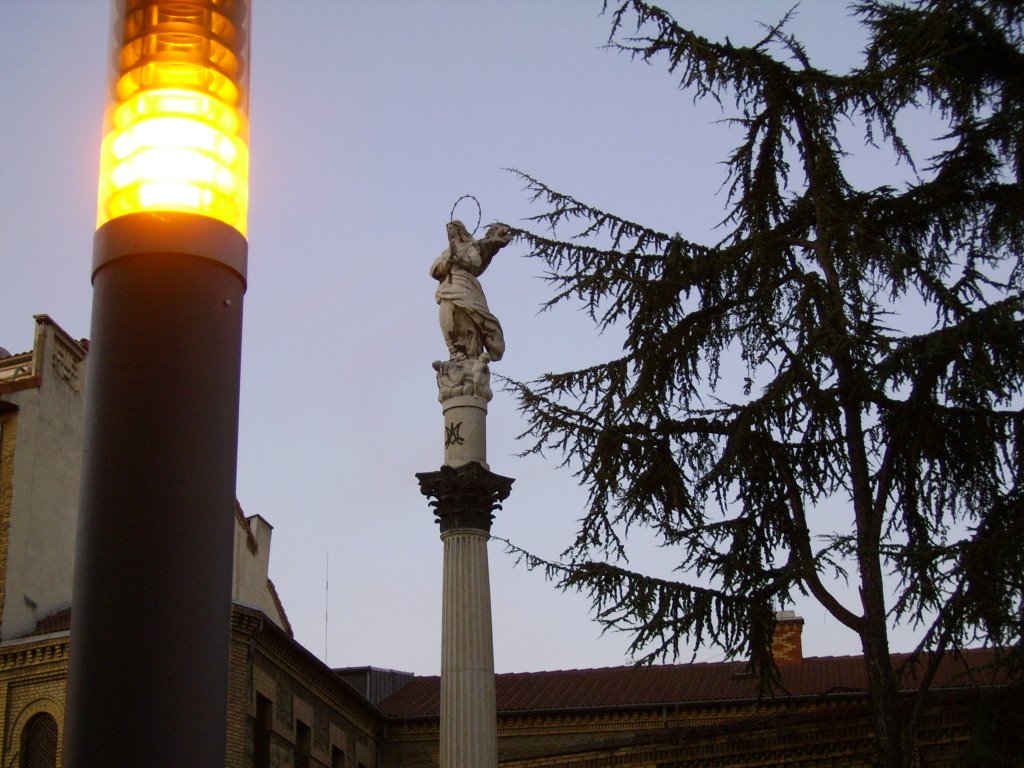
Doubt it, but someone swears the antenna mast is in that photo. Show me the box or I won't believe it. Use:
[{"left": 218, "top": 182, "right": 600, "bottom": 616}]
[{"left": 325, "top": 551, "right": 330, "bottom": 665}]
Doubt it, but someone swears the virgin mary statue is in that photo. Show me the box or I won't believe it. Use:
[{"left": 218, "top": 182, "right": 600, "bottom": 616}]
[{"left": 430, "top": 220, "right": 512, "bottom": 361}]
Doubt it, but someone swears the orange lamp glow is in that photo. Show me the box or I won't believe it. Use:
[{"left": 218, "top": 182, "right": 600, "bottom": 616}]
[{"left": 97, "top": 0, "right": 250, "bottom": 236}]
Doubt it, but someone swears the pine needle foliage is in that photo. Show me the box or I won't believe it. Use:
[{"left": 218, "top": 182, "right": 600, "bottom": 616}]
[{"left": 506, "top": 2, "right": 1023, "bottom": 764}]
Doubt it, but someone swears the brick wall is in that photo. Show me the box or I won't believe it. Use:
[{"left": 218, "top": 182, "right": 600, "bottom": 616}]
[
  {"left": 0, "top": 632, "right": 69, "bottom": 767},
  {"left": 382, "top": 687, "right": 1014, "bottom": 768},
  {"left": 0, "top": 411, "right": 17, "bottom": 629},
  {"left": 230, "top": 606, "right": 385, "bottom": 768}
]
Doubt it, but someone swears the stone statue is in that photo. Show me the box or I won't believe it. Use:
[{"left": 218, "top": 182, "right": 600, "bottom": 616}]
[{"left": 430, "top": 220, "right": 512, "bottom": 362}]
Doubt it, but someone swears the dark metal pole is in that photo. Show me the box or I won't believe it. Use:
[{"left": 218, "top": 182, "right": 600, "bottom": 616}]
[{"left": 63, "top": 212, "right": 247, "bottom": 766}]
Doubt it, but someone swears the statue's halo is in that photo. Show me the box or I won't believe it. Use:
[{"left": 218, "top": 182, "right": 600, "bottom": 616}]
[{"left": 449, "top": 194, "right": 482, "bottom": 236}]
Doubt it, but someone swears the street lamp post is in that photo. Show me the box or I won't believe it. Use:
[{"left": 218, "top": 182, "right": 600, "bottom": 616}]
[{"left": 63, "top": 2, "right": 251, "bottom": 765}]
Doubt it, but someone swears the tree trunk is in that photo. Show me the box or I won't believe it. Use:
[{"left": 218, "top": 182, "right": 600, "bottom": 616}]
[{"left": 860, "top": 559, "right": 905, "bottom": 767}]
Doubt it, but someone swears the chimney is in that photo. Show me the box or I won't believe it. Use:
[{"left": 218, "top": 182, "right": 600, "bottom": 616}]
[{"left": 772, "top": 610, "right": 804, "bottom": 664}]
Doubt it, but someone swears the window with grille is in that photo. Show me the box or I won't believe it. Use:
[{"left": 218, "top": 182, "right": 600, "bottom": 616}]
[{"left": 20, "top": 713, "right": 57, "bottom": 768}]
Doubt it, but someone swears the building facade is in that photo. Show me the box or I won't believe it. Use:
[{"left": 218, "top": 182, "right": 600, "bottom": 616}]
[
  {"left": 379, "top": 643, "right": 1019, "bottom": 768},
  {"left": 0, "top": 317, "right": 384, "bottom": 768},
  {"left": 1, "top": 316, "right": 1018, "bottom": 767}
]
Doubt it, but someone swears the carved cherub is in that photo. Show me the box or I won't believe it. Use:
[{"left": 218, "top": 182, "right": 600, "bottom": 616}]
[{"left": 469, "top": 352, "right": 493, "bottom": 400}]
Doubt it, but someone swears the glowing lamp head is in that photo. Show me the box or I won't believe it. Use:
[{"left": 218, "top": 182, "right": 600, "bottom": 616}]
[{"left": 97, "top": 0, "right": 250, "bottom": 236}]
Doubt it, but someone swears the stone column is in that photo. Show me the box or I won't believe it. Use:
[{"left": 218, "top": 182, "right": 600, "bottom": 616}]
[
  {"left": 418, "top": 358, "right": 512, "bottom": 768},
  {"left": 440, "top": 526, "right": 495, "bottom": 768}
]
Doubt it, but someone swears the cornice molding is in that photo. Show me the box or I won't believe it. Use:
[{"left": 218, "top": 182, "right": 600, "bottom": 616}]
[{"left": 0, "top": 634, "right": 69, "bottom": 671}]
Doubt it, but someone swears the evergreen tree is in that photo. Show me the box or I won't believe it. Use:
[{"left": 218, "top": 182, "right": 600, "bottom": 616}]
[{"left": 507, "top": 2, "right": 1023, "bottom": 765}]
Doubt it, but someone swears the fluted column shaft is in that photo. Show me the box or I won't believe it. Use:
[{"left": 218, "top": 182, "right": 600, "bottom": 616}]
[
  {"left": 440, "top": 528, "right": 497, "bottom": 768},
  {"left": 417, "top": 463, "right": 513, "bottom": 768}
]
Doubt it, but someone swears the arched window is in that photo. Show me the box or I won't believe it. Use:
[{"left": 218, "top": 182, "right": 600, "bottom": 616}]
[{"left": 20, "top": 712, "right": 57, "bottom": 768}]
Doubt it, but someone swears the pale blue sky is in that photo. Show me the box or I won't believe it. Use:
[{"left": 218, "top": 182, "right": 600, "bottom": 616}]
[{"left": 1, "top": 1, "right": 923, "bottom": 674}]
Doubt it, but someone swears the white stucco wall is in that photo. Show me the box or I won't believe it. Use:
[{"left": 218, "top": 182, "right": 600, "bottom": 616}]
[
  {"left": 1, "top": 318, "right": 86, "bottom": 639},
  {"left": 233, "top": 512, "right": 288, "bottom": 630}
]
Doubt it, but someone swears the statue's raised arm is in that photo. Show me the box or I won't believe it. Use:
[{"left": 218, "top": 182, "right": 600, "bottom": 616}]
[
  {"left": 431, "top": 220, "right": 511, "bottom": 362},
  {"left": 474, "top": 222, "right": 513, "bottom": 273}
]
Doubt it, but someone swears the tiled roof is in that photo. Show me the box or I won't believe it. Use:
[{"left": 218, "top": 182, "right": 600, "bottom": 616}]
[
  {"left": 266, "top": 578, "right": 293, "bottom": 637},
  {"left": 378, "top": 648, "right": 1007, "bottom": 718},
  {"left": 235, "top": 500, "right": 260, "bottom": 553}
]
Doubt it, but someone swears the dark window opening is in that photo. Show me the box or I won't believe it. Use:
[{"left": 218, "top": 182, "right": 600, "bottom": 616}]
[
  {"left": 254, "top": 695, "right": 272, "bottom": 768},
  {"left": 295, "top": 720, "right": 311, "bottom": 768}
]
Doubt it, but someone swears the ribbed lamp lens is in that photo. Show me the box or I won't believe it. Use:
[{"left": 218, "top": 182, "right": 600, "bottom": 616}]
[{"left": 97, "top": 0, "right": 250, "bottom": 236}]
